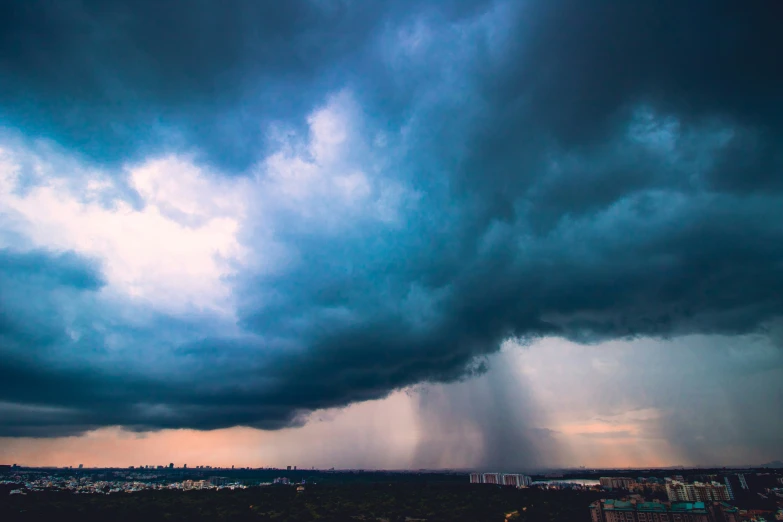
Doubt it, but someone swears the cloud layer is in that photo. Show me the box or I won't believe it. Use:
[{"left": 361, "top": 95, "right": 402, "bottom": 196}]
[{"left": 0, "top": 0, "right": 782, "bottom": 441}]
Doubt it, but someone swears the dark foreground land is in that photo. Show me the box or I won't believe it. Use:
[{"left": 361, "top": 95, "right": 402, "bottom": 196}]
[{"left": 0, "top": 483, "right": 605, "bottom": 522}]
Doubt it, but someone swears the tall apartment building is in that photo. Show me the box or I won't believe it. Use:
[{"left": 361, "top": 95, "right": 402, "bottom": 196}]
[
  {"left": 501, "top": 474, "right": 532, "bottom": 487},
  {"left": 693, "top": 482, "right": 731, "bottom": 502},
  {"left": 483, "top": 473, "right": 500, "bottom": 485},
  {"left": 600, "top": 477, "right": 635, "bottom": 490},
  {"left": 470, "top": 472, "right": 532, "bottom": 487},
  {"left": 722, "top": 477, "right": 734, "bottom": 501},
  {"left": 666, "top": 481, "right": 731, "bottom": 503},
  {"left": 667, "top": 480, "right": 697, "bottom": 502}
]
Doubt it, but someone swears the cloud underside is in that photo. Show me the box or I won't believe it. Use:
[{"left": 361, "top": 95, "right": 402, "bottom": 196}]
[{"left": 1, "top": 0, "right": 782, "bottom": 437}]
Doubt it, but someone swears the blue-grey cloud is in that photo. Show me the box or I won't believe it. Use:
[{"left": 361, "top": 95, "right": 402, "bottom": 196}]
[
  {"left": 0, "top": 0, "right": 492, "bottom": 171},
  {"left": 0, "top": 0, "right": 782, "bottom": 442}
]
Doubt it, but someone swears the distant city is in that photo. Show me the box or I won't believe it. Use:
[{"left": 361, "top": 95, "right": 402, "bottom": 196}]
[{"left": 2, "top": 463, "right": 782, "bottom": 521}]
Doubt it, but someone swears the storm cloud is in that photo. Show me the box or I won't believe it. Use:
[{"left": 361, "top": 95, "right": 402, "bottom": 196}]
[{"left": 1, "top": 0, "right": 782, "bottom": 440}]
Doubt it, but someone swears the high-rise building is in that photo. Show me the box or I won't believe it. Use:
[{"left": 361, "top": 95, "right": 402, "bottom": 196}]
[
  {"left": 666, "top": 480, "right": 697, "bottom": 502},
  {"left": 78, "top": 464, "right": 83, "bottom": 469},
  {"left": 501, "top": 474, "right": 533, "bottom": 487},
  {"left": 667, "top": 480, "right": 731, "bottom": 503},
  {"left": 722, "top": 477, "right": 734, "bottom": 500},
  {"left": 169, "top": 463, "right": 174, "bottom": 469},
  {"left": 693, "top": 482, "right": 731, "bottom": 502},
  {"left": 287, "top": 465, "right": 292, "bottom": 471},
  {"left": 482, "top": 473, "right": 500, "bottom": 485},
  {"left": 737, "top": 474, "right": 748, "bottom": 490},
  {"left": 469, "top": 473, "right": 482, "bottom": 484}
]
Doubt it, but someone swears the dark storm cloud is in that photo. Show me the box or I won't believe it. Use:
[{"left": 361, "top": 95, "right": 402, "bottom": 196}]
[
  {"left": 1, "top": 0, "right": 783, "bottom": 440},
  {"left": 0, "top": 0, "right": 491, "bottom": 171},
  {"left": 0, "top": 249, "right": 104, "bottom": 347},
  {"left": 0, "top": 0, "right": 354, "bottom": 169}
]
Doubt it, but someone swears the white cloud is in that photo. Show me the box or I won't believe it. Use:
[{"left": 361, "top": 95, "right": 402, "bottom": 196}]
[
  {"left": 258, "top": 90, "right": 412, "bottom": 227},
  {"left": 0, "top": 147, "right": 248, "bottom": 316},
  {"left": 0, "top": 91, "right": 413, "bottom": 317}
]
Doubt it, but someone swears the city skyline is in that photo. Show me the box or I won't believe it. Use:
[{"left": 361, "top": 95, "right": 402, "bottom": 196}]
[{"left": 1, "top": 0, "right": 782, "bottom": 470}]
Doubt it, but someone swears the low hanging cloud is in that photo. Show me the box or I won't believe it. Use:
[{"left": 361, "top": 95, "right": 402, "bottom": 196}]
[{"left": 0, "top": 0, "right": 782, "bottom": 437}]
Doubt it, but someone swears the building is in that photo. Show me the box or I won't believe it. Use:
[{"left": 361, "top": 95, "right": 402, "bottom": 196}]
[
  {"left": 708, "top": 502, "right": 741, "bottom": 522},
  {"left": 501, "top": 474, "right": 532, "bottom": 487},
  {"left": 590, "top": 499, "right": 712, "bottom": 522},
  {"left": 286, "top": 465, "right": 291, "bottom": 471},
  {"left": 668, "top": 502, "right": 712, "bottom": 522},
  {"left": 693, "top": 482, "right": 731, "bottom": 502},
  {"left": 169, "top": 463, "right": 174, "bottom": 469},
  {"left": 737, "top": 474, "right": 748, "bottom": 490},
  {"left": 483, "top": 473, "right": 500, "bottom": 485},
  {"left": 470, "top": 473, "right": 482, "bottom": 484},
  {"left": 666, "top": 481, "right": 731, "bottom": 503},
  {"left": 78, "top": 464, "right": 83, "bottom": 469},
  {"left": 667, "top": 480, "right": 697, "bottom": 502},
  {"left": 722, "top": 477, "right": 734, "bottom": 501},
  {"left": 600, "top": 477, "right": 636, "bottom": 490}
]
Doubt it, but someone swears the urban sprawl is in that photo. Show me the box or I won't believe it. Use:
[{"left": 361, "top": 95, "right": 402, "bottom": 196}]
[
  {"left": 472, "top": 470, "right": 783, "bottom": 521},
  {"left": 2, "top": 464, "right": 782, "bottom": 521}
]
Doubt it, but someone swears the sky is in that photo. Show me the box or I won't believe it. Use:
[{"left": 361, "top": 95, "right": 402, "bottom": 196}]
[{"left": 0, "top": 0, "right": 782, "bottom": 469}]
